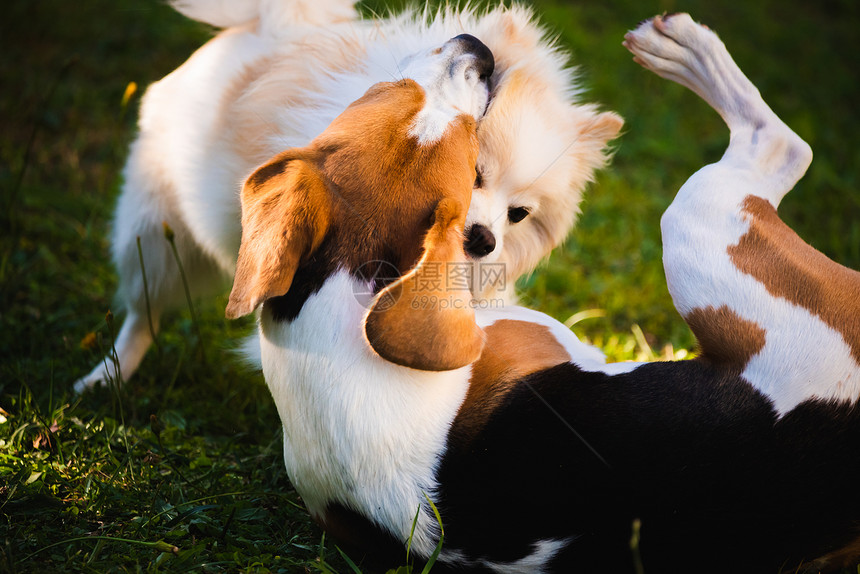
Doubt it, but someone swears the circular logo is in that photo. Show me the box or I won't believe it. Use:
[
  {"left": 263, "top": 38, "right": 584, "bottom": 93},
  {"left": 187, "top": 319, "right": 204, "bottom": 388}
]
[{"left": 352, "top": 260, "right": 402, "bottom": 311}]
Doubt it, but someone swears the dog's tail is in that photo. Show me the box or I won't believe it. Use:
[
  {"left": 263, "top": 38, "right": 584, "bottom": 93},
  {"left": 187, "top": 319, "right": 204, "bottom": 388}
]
[{"left": 170, "top": 0, "right": 357, "bottom": 32}]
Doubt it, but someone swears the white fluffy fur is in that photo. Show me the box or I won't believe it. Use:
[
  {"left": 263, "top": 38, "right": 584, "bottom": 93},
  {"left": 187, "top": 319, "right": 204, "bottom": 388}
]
[{"left": 260, "top": 272, "right": 469, "bottom": 556}]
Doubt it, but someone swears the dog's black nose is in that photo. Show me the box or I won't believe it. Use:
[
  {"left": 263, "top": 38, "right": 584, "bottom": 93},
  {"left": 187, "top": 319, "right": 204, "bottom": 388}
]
[
  {"left": 464, "top": 224, "right": 496, "bottom": 257},
  {"left": 452, "top": 34, "right": 494, "bottom": 80}
]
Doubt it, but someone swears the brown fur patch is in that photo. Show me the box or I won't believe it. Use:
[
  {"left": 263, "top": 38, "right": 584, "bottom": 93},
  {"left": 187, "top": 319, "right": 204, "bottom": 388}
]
[
  {"left": 728, "top": 195, "right": 860, "bottom": 363},
  {"left": 452, "top": 319, "right": 571, "bottom": 443},
  {"left": 685, "top": 305, "right": 766, "bottom": 368}
]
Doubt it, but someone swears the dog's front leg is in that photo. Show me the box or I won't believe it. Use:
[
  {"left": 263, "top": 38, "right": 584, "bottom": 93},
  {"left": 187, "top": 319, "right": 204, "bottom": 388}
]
[{"left": 624, "top": 14, "right": 860, "bottom": 413}]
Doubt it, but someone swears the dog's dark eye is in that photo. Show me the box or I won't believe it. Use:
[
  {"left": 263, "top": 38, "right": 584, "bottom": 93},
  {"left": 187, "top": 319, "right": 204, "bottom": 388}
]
[
  {"left": 474, "top": 169, "right": 483, "bottom": 189},
  {"left": 507, "top": 206, "right": 530, "bottom": 224}
]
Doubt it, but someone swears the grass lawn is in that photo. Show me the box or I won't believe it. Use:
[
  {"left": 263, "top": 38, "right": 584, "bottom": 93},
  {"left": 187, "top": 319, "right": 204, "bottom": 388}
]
[{"left": 2, "top": 0, "right": 858, "bottom": 571}]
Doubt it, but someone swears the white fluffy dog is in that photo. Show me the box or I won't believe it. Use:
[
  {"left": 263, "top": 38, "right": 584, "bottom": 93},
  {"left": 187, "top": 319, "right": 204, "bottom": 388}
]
[{"left": 75, "top": 0, "right": 621, "bottom": 391}]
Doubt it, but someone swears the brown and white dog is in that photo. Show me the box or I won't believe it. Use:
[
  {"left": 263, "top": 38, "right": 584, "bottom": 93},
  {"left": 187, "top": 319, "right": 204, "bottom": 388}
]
[
  {"left": 74, "top": 0, "right": 622, "bottom": 391},
  {"left": 224, "top": 13, "right": 860, "bottom": 574}
]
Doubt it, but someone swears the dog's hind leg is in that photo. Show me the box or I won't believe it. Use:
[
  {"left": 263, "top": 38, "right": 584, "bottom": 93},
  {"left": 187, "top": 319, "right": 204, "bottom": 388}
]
[
  {"left": 74, "top": 148, "right": 226, "bottom": 393},
  {"left": 625, "top": 13, "right": 813, "bottom": 204},
  {"left": 624, "top": 14, "right": 860, "bottom": 413}
]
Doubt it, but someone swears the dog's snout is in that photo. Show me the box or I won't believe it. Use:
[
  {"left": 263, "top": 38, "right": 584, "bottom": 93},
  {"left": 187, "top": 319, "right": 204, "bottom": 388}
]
[
  {"left": 452, "top": 34, "right": 495, "bottom": 80},
  {"left": 464, "top": 224, "right": 496, "bottom": 257}
]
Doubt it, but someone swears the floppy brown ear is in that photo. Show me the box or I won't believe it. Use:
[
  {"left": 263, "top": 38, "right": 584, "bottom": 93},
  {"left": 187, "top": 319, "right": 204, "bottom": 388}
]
[
  {"left": 364, "top": 198, "right": 485, "bottom": 371},
  {"left": 226, "top": 152, "right": 330, "bottom": 319}
]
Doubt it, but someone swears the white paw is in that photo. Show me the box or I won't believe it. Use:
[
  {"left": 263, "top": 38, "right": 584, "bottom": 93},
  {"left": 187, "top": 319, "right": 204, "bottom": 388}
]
[
  {"left": 623, "top": 14, "right": 718, "bottom": 71},
  {"left": 622, "top": 14, "right": 727, "bottom": 98}
]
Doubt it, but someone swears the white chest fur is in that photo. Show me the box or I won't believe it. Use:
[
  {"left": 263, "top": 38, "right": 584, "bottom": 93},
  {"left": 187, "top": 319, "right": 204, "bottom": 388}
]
[{"left": 259, "top": 271, "right": 470, "bottom": 555}]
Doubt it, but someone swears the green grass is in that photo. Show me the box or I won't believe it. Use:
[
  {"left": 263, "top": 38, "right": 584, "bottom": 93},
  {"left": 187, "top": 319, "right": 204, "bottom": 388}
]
[{"left": 2, "top": 0, "right": 858, "bottom": 572}]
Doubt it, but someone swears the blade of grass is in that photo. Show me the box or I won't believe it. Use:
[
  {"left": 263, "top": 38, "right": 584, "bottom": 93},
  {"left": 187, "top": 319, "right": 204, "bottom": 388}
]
[
  {"left": 420, "top": 493, "right": 444, "bottom": 574},
  {"left": 136, "top": 236, "right": 161, "bottom": 358},
  {"left": 317, "top": 532, "right": 338, "bottom": 574},
  {"left": 5, "top": 57, "right": 77, "bottom": 240},
  {"left": 631, "top": 518, "right": 644, "bottom": 574},
  {"left": 104, "top": 310, "right": 134, "bottom": 479},
  {"left": 631, "top": 324, "right": 654, "bottom": 361},
  {"left": 135, "top": 490, "right": 306, "bottom": 534},
  {"left": 406, "top": 505, "right": 420, "bottom": 565},
  {"left": 335, "top": 546, "right": 363, "bottom": 574},
  {"left": 163, "top": 222, "right": 206, "bottom": 366},
  {"left": 20, "top": 536, "right": 179, "bottom": 564}
]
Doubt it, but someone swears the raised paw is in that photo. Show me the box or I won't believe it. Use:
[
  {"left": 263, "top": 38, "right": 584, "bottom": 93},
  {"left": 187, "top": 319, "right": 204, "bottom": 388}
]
[
  {"left": 622, "top": 14, "right": 730, "bottom": 102},
  {"left": 623, "top": 13, "right": 782, "bottom": 136}
]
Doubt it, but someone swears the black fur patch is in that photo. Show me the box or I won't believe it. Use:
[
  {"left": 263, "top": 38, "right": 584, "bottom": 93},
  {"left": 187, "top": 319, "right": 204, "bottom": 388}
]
[
  {"left": 433, "top": 360, "right": 860, "bottom": 572},
  {"left": 265, "top": 234, "right": 403, "bottom": 322},
  {"left": 318, "top": 503, "right": 406, "bottom": 568},
  {"left": 265, "top": 249, "right": 336, "bottom": 322}
]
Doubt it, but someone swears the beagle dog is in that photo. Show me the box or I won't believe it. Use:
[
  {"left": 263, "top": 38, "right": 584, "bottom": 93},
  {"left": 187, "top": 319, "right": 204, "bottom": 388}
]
[{"left": 227, "top": 14, "right": 860, "bottom": 574}]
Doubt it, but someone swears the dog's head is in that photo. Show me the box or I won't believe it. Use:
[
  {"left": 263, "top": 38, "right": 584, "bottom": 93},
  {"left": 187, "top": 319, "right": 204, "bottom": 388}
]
[
  {"left": 464, "top": 7, "right": 624, "bottom": 299},
  {"left": 226, "top": 34, "right": 493, "bottom": 370}
]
